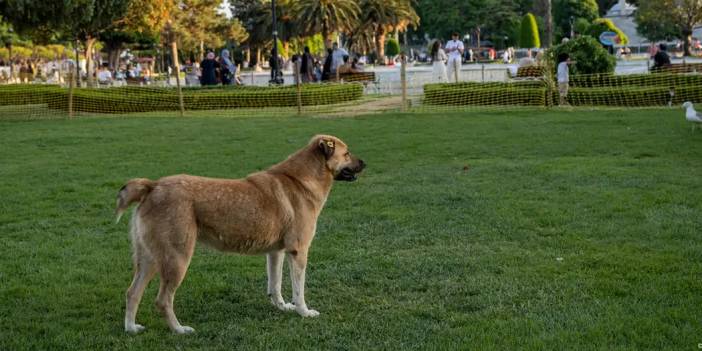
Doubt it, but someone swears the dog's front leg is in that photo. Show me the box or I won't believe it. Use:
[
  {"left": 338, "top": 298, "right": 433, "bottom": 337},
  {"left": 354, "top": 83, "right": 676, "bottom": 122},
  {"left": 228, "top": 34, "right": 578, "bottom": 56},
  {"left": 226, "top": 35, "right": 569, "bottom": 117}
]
[
  {"left": 287, "top": 250, "right": 319, "bottom": 317},
  {"left": 266, "top": 250, "right": 295, "bottom": 311}
]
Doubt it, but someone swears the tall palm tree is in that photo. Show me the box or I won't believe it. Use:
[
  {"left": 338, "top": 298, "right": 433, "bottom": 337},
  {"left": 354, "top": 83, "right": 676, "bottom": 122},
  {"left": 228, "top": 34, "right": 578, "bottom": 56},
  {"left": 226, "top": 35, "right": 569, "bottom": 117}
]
[
  {"left": 353, "top": 0, "right": 419, "bottom": 63},
  {"left": 294, "top": 0, "right": 360, "bottom": 47}
]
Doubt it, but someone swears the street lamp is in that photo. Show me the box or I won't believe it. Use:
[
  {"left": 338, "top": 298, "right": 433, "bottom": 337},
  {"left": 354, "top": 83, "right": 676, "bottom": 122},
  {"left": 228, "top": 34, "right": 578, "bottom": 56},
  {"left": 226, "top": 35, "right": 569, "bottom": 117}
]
[
  {"left": 269, "top": 0, "right": 283, "bottom": 85},
  {"left": 569, "top": 16, "right": 575, "bottom": 39},
  {"left": 7, "top": 27, "right": 13, "bottom": 79}
]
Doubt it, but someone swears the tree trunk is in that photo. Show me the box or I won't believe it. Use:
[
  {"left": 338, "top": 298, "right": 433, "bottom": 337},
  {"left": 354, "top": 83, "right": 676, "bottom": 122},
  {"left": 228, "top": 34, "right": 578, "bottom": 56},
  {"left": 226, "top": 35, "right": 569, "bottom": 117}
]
[
  {"left": 544, "top": 0, "right": 553, "bottom": 48},
  {"left": 246, "top": 47, "right": 251, "bottom": 66},
  {"left": 323, "top": 24, "right": 333, "bottom": 48},
  {"left": 683, "top": 29, "right": 692, "bottom": 57},
  {"left": 199, "top": 40, "right": 205, "bottom": 62},
  {"left": 283, "top": 40, "right": 290, "bottom": 58},
  {"left": 376, "top": 30, "right": 386, "bottom": 65},
  {"left": 85, "top": 36, "right": 96, "bottom": 87}
]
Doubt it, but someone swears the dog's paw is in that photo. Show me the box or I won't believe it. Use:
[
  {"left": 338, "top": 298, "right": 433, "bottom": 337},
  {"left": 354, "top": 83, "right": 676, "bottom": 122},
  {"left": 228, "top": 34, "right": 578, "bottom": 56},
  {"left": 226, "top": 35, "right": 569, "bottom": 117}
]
[
  {"left": 276, "top": 302, "right": 296, "bottom": 312},
  {"left": 297, "top": 308, "right": 320, "bottom": 318},
  {"left": 125, "top": 323, "right": 146, "bottom": 334},
  {"left": 174, "top": 326, "right": 195, "bottom": 334}
]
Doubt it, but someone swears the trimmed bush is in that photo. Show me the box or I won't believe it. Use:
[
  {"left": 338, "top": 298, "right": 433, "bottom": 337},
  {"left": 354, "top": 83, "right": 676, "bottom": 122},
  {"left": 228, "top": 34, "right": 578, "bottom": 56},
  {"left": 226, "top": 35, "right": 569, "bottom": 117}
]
[
  {"left": 424, "top": 82, "right": 548, "bottom": 106},
  {"left": 520, "top": 13, "right": 541, "bottom": 49},
  {"left": 549, "top": 36, "right": 616, "bottom": 75},
  {"left": 385, "top": 39, "right": 400, "bottom": 58},
  {"left": 565, "top": 85, "right": 702, "bottom": 107},
  {"left": 570, "top": 73, "right": 702, "bottom": 88},
  {"left": 423, "top": 80, "right": 702, "bottom": 107},
  {"left": 0, "top": 83, "right": 364, "bottom": 114}
]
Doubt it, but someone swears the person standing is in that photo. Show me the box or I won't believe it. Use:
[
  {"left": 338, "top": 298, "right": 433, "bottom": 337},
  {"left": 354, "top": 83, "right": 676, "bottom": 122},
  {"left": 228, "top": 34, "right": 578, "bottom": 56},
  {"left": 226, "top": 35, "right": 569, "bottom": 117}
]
[
  {"left": 331, "top": 42, "right": 348, "bottom": 74},
  {"left": 182, "top": 57, "right": 200, "bottom": 86},
  {"left": 300, "top": 46, "right": 315, "bottom": 83},
  {"left": 430, "top": 40, "right": 448, "bottom": 83},
  {"left": 321, "top": 48, "right": 334, "bottom": 81},
  {"left": 445, "top": 32, "right": 464, "bottom": 82},
  {"left": 219, "top": 49, "right": 237, "bottom": 85},
  {"left": 652, "top": 43, "right": 671, "bottom": 71},
  {"left": 557, "top": 53, "right": 574, "bottom": 106},
  {"left": 200, "top": 52, "right": 220, "bottom": 86}
]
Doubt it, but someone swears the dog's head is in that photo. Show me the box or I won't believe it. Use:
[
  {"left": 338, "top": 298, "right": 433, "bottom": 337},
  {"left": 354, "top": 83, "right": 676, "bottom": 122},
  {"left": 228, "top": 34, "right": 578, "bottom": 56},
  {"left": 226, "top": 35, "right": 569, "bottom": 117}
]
[{"left": 314, "top": 135, "right": 365, "bottom": 181}]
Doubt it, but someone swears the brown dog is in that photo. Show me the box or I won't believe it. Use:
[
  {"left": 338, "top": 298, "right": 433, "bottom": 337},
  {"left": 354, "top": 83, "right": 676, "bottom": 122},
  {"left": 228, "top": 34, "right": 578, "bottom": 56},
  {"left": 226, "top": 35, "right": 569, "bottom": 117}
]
[{"left": 116, "top": 135, "right": 365, "bottom": 334}]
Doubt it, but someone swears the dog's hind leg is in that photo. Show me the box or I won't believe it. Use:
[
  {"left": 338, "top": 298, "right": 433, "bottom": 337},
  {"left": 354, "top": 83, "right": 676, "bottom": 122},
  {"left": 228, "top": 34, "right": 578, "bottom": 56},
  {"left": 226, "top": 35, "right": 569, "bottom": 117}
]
[
  {"left": 124, "top": 246, "right": 157, "bottom": 333},
  {"left": 267, "top": 249, "right": 295, "bottom": 312},
  {"left": 125, "top": 214, "right": 157, "bottom": 334},
  {"left": 154, "top": 224, "right": 197, "bottom": 334}
]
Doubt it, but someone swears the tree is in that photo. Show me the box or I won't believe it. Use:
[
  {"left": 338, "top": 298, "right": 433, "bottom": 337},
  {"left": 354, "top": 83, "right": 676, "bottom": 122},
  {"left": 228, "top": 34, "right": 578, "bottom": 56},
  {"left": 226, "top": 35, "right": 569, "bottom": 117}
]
[
  {"left": 385, "top": 38, "right": 400, "bottom": 58},
  {"left": 520, "top": 13, "right": 541, "bottom": 49},
  {"left": 352, "top": 0, "right": 419, "bottom": 63},
  {"left": 415, "top": 0, "right": 519, "bottom": 48},
  {"left": 553, "top": 0, "right": 599, "bottom": 39},
  {"left": 0, "top": 0, "right": 131, "bottom": 85},
  {"left": 293, "top": 0, "right": 361, "bottom": 46},
  {"left": 636, "top": 0, "right": 702, "bottom": 56}
]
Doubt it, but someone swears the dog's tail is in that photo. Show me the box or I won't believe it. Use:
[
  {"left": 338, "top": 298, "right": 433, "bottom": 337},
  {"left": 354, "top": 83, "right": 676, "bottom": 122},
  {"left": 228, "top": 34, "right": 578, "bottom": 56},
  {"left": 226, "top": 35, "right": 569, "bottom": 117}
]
[{"left": 115, "top": 178, "right": 156, "bottom": 223}]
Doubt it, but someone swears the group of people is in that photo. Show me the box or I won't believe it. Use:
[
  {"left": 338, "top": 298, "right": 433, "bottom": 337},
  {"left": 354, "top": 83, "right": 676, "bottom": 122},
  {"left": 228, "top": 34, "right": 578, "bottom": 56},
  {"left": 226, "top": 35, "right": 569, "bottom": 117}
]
[
  {"left": 293, "top": 42, "right": 364, "bottom": 84},
  {"left": 0, "top": 58, "right": 73, "bottom": 84},
  {"left": 182, "top": 49, "right": 241, "bottom": 87},
  {"left": 430, "top": 32, "right": 467, "bottom": 83}
]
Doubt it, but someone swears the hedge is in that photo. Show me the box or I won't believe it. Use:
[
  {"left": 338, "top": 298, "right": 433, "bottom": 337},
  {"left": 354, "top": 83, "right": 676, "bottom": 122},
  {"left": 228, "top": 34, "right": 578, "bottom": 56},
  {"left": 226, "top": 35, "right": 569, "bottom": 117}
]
[
  {"left": 570, "top": 73, "right": 702, "bottom": 88},
  {"left": 424, "top": 82, "right": 548, "bottom": 106},
  {"left": 0, "top": 84, "right": 364, "bottom": 114},
  {"left": 423, "top": 81, "right": 702, "bottom": 107}
]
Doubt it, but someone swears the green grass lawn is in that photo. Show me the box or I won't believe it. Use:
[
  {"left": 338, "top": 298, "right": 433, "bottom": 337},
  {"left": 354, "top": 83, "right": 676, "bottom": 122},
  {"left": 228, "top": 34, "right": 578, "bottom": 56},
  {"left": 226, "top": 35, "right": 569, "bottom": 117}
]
[{"left": 1, "top": 108, "right": 700, "bottom": 350}]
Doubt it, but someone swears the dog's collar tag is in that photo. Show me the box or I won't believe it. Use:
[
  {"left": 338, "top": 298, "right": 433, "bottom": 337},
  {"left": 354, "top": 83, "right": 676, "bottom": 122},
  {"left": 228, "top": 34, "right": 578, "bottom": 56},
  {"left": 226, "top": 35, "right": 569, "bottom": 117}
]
[{"left": 326, "top": 141, "right": 335, "bottom": 148}]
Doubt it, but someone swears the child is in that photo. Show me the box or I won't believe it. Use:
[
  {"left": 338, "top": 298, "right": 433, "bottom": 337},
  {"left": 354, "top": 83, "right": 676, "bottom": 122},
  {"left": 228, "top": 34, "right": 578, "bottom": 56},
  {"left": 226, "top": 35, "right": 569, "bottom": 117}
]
[{"left": 557, "top": 53, "right": 574, "bottom": 106}]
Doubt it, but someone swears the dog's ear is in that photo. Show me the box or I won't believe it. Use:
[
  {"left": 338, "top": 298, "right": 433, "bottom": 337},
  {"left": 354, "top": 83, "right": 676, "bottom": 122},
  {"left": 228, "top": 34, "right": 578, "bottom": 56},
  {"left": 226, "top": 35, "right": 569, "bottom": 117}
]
[{"left": 318, "top": 139, "right": 335, "bottom": 159}]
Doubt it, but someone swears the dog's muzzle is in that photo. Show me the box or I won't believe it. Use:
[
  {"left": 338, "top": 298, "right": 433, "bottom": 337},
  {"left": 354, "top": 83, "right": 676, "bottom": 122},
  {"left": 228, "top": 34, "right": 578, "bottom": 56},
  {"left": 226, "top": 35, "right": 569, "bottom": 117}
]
[{"left": 335, "top": 160, "right": 366, "bottom": 182}]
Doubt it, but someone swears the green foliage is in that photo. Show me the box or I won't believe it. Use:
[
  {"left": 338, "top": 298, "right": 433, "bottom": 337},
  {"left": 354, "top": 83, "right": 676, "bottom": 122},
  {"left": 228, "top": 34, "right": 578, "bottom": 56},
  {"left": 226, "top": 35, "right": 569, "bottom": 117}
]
[
  {"left": 573, "top": 18, "right": 591, "bottom": 35},
  {"left": 294, "top": 0, "right": 361, "bottom": 42},
  {"left": 586, "top": 18, "right": 629, "bottom": 45},
  {"left": 385, "top": 38, "right": 400, "bottom": 57},
  {"left": 553, "top": 0, "right": 599, "bottom": 39},
  {"left": 635, "top": 0, "right": 702, "bottom": 55},
  {"left": 519, "top": 13, "right": 540, "bottom": 49},
  {"left": 416, "top": 0, "right": 520, "bottom": 44},
  {"left": 549, "top": 35, "right": 615, "bottom": 75}
]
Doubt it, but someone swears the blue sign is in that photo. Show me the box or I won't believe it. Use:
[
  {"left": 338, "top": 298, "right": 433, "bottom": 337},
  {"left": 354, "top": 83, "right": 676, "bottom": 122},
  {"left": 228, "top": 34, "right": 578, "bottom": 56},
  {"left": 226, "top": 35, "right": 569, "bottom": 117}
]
[{"left": 599, "top": 31, "right": 619, "bottom": 46}]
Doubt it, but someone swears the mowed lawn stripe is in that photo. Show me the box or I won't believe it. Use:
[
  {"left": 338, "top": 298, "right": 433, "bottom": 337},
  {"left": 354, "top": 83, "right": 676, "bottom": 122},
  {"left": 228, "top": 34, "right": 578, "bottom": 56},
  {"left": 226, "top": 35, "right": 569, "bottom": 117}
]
[{"left": 0, "top": 109, "right": 700, "bottom": 350}]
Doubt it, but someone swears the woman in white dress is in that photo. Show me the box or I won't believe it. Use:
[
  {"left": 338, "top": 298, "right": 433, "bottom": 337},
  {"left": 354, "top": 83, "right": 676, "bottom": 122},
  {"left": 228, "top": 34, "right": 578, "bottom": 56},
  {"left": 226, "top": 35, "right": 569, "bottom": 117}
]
[{"left": 431, "top": 40, "right": 448, "bottom": 83}]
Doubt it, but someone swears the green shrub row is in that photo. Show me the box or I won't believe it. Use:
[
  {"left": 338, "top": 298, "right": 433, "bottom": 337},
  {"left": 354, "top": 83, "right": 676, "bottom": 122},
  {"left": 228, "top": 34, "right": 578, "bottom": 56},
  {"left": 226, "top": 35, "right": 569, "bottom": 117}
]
[
  {"left": 570, "top": 73, "right": 702, "bottom": 88},
  {"left": 0, "top": 84, "right": 364, "bottom": 113},
  {"left": 565, "top": 85, "right": 702, "bottom": 107},
  {"left": 424, "top": 83, "right": 548, "bottom": 106},
  {"left": 423, "top": 82, "right": 702, "bottom": 107}
]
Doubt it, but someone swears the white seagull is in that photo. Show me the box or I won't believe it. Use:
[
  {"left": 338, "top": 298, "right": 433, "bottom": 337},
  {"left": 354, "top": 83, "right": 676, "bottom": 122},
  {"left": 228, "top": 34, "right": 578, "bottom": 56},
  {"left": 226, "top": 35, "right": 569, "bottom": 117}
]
[{"left": 683, "top": 102, "right": 702, "bottom": 131}]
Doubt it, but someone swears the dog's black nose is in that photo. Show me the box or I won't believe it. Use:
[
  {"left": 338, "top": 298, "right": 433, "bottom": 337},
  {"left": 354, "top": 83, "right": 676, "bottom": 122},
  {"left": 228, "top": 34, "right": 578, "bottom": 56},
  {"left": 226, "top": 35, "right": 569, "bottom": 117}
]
[{"left": 358, "top": 159, "right": 366, "bottom": 169}]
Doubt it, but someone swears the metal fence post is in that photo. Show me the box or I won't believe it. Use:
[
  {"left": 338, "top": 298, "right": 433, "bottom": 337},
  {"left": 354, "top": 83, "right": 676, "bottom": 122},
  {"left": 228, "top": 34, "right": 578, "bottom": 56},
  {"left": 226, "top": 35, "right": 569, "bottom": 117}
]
[
  {"left": 401, "top": 52, "right": 408, "bottom": 111},
  {"left": 481, "top": 64, "right": 485, "bottom": 82},
  {"left": 68, "top": 71, "right": 75, "bottom": 118},
  {"left": 295, "top": 60, "right": 302, "bottom": 115}
]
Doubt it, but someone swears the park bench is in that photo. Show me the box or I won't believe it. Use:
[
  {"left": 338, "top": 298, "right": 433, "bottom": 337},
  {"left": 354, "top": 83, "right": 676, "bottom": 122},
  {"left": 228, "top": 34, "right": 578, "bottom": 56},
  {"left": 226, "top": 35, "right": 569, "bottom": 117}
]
[
  {"left": 515, "top": 65, "right": 546, "bottom": 78},
  {"left": 654, "top": 63, "right": 702, "bottom": 74},
  {"left": 331, "top": 71, "right": 376, "bottom": 83}
]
